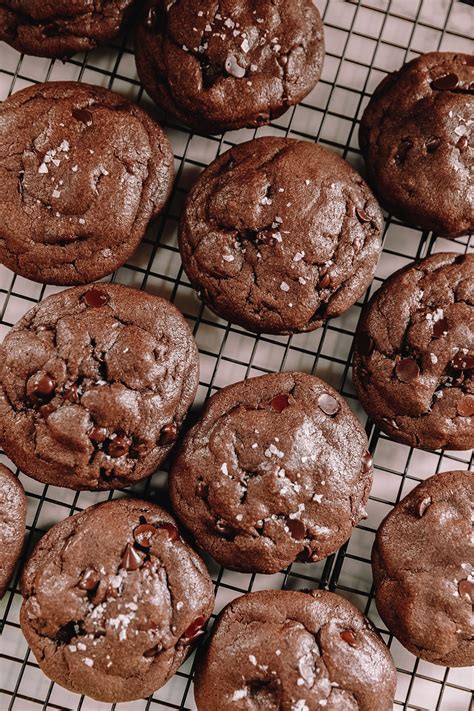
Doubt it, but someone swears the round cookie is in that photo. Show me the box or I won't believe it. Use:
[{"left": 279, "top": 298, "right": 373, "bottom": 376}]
[
  {"left": 170, "top": 372, "right": 373, "bottom": 574},
  {"left": 134, "top": 0, "right": 324, "bottom": 134},
  {"left": 0, "top": 464, "right": 26, "bottom": 598},
  {"left": 359, "top": 52, "right": 473, "bottom": 238},
  {"left": 20, "top": 497, "right": 214, "bottom": 702},
  {"left": 0, "top": 283, "right": 199, "bottom": 490},
  {"left": 179, "top": 137, "right": 383, "bottom": 335},
  {"left": 194, "top": 589, "right": 396, "bottom": 711},
  {"left": 0, "top": 1, "right": 137, "bottom": 58},
  {"left": 353, "top": 252, "right": 474, "bottom": 451},
  {"left": 372, "top": 470, "right": 473, "bottom": 667},
  {"left": 0, "top": 81, "right": 174, "bottom": 285}
]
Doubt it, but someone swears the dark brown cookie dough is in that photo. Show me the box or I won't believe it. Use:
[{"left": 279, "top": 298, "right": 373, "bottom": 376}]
[
  {"left": 359, "top": 52, "right": 473, "bottom": 238},
  {"left": 134, "top": 0, "right": 324, "bottom": 134},
  {"left": 0, "top": 81, "right": 174, "bottom": 285},
  {"left": 170, "top": 372, "right": 373, "bottom": 574},
  {"left": 0, "top": 283, "right": 199, "bottom": 490},
  {"left": 194, "top": 589, "right": 396, "bottom": 711},
  {"left": 0, "top": 464, "right": 26, "bottom": 598},
  {"left": 179, "top": 137, "right": 383, "bottom": 335},
  {"left": 353, "top": 252, "right": 474, "bottom": 451},
  {"left": 20, "top": 497, "right": 214, "bottom": 702},
  {"left": 0, "top": 0, "right": 137, "bottom": 58},
  {"left": 372, "top": 470, "right": 473, "bottom": 667}
]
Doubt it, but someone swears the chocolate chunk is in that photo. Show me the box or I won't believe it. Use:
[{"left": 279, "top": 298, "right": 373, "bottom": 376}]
[
  {"left": 133, "top": 523, "right": 157, "bottom": 548},
  {"left": 432, "top": 317, "right": 449, "bottom": 338},
  {"left": 296, "top": 544, "right": 314, "bottom": 562},
  {"left": 286, "top": 518, "right": 306, "bottom": 540},
  {"left": 451, "top": 352, "right": 474, "bottom": 370},
  {"left": 159, "top": 522, "right": 179, "bottom": 541},
  {"left": 358, "top": 333, "right": 374, "bottom": 356},
  {"left": 78, "top": 568, "right": 100, "bottom": 591},
  {"left": 456, "top": 135, "right": 468, "bottom": 151},
  {"left": 417, "top": 496, "right": 432, "bottom": 517},
  {"left": 317, "top": 393, "right": 340, "bottom": 416},
  {"left": 395, "top": 138, "right": 413, "bottom": 163},
  {"left": 107, "top": 434, "right": 131, "bottom": 458},
  {"left": 426, "top": 136, "right": 441, "bottom": 153},
  {"left": 457, "top": 396, "right": 474, "bottom": 417},
  {"left": 271, "top": 394, "right": 290, "bottom": 412},
  {"left": 318, "top": 272, "right": 332, "bottom": 289},
  {"left": 356, "top": 207, "right": 372, "bottom": 223},
  {"left": 458, "top": 579, "right": 473, "bottom": 603},
  {"left": 83, "top": 288, "right": 109, "bottom": 308},
  {"left": 159, "top": 422, "right": 178, "bottom": 445},
  {"left": 72, "top": 107, "right": 93, "bottom": 126},
  {"left": 89, "top": 426, "right": 107, "bottom": 443},
  {"left": 196, "top": 481, "right": 209, "bottom": 498},
  {"left": 64, "top": 383, "right": 79, "bottom": 403},
  {"left": 143, "top": 643, "right": 163, "bottom": 658},
  {"left": 120, "top": 543, "right": 145, "bottom": 571},
  {"left": 431, "top": 73, "right": 459, "bottom": 90},
  {"left": 56, "top": 620, "right": 80, "bottom": 644},
  {"left": 395, "top": 358, "right": 420, "bottom": 383},
  {"left": 183, "top": 615, "right": 206, "bottom": 643},
  {"left": 340, "top": 629, "right": 357, "bottom": 646},
  {"left": 39, "top": 403, "right": 56, "bottom": 419},
  {"left": 27, "top": 372, "right": 55, "bottom": 400},
  {"left": 362, "top": 450, "right": 373, "bottom": 474}
]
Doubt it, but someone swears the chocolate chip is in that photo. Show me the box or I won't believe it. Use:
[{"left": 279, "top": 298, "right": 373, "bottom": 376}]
[
  {"left": 297, "top": 544, "right": 314, "bottom": 563},
  {"left": 106, "top": 434, "right": 131, "bottom": 458},
  {"left": 201, "top": 61, "right": 223, "bottom": 88},
  {"left": 78, "top": 568, "right": 100, "bottom": 591},
  {"left": 183, "top": 615, "right": 206, "bottom": 643},
  {"left": 417, "top": 496, "right": 432, "bottom": 517},
  {"left": 456, "top": 135, "right": 468, "bottom": 151},
  {"left": 89, "top": 426, "right": 107, "bottom": 443},
  {"left": 358, "top": 333, "right": 374, "bottom": 356},
  {"left": 395, "top": 358, "right": 420, "bottom": 383},
  {"left": 120, "top": 543, "right": 145, "bottom": 571},
  {"left": 362, "top": 450, "right": 373, "bottom": 474},
  {"left": 27, "top": 372, "right": 55, "bottom": 401},
  {"left": 271, "top": 394, "right": 290, "bottom": 412},
  {"left": 426, "top": 136, "right": 440, "bottom": 153},
  {"left": 72, "top": 108, "right": 93, "bottom": 126},
  {"left": 318, "top": 272, "right": 332, "bottom": 289},
  {"left": 83, "top": 288, "right": 109, "bottom": 308},
  {"left": 317, "top": 393, "right": 340, "bottom": 416},
  {"left": 432, "top": 317, "right": 449, "bottom": 338},
  {"left": 64, "top": 383, "right": 79, "bottom": 403},
  {"left": 457, "top": 396, "right": 474, "bottom": 417},
  {"left": 159, "top": 422, "right": 178, "bottom": 445},
  {"left": 39, "top": 403, "right": 56, "bottom": 419},
  {"left": 286, "top": 518, "right": 306, "bottom": 540},
  {"left": 340, "top": 629, "right": 357, "bottom": 646},
  {"left": 159, "top": 522, "right": 179, "bottom": 541},
  {"left": 133, "top": 523, "right": 157, "bottom": 548},
  {"left": 356, "top": 207, "right": 372, "bottom": 223},
  {"left": 395, "top": 138, "right": 413, "bottom": 163},
  {"left": 451, "top": 352, "right": 474, "bottom": 370},
  {"left": 197, "top": 481, "right": 209, "bottom": 498},
  {"left": 431, "top": 73, "right": 459, "bottom": 90},
  {"left": 458, "top": 579, "right": 473, "bottom": 603}
]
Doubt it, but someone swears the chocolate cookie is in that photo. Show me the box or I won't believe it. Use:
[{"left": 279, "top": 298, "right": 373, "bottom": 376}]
[
  {"left": 0, "top": 283, "right": 199, "bottom": 490},
  {"left": 0, "top": 81, "right": 174, "bottom": 285},
  {"left": 353, "top": 252, "right": 474, "bottom": 451},
  {"left": 0, "top": 1, "right": 137, "bottom": 58},
  {"left": 134, "top": 0, "right": 324, "bottom": 134},
  {"left": 0, "top": 464, "right": 26, "bottom": 598},
  {"left": 194, "top": 589, "right": 396, "bottom": 711},
  {"left": 373, "top": 470, "right": 473, "bottom": 667},
  {"left": 179, "top": 137, "right": 383, "bottom": 335},
  {"left": 20, "top": 497, "right": 214, "bottom": 702},
  {"left": 170, "top": 372, "right": 373, "bottom": 574},
  {"left": 359, "top": 52, "right": 473, "bottom": 238}
]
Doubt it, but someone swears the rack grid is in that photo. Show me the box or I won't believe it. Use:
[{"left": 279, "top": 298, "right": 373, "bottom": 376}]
[{"left": 0, "top": 1, "right": 473, "bottom": 709}]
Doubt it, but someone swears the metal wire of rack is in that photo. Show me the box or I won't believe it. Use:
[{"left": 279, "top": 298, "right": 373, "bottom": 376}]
[{"left": 0, "top": 1, "right": 473, "bottom": 709}]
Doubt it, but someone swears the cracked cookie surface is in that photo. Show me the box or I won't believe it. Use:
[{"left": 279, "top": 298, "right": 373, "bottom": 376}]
[
  {"left": 194, "top": 589, "right": 396, "bottom": 711},
  {"left": 353, "top": 252, "right": 474, "bottom": 451},
  {"left": 20, "top": 497, "right": 214, "bottom": 702},
  {"left": 359, "top": 52, "right": 473, "bottom": 238},
  {"left": 0, "top": 283, "right": 199, "bottom": 490},
  {"left": 169, "top": 372, "right": 373, "bottom": 574},
  {"left": 372, "top": 470, "right": 473, "bottom": 667},
  {"left": 0, "top": 81, "right": 174, "bottom": 285},
  {"left": 134, "top": 0, "right": 324, "bottom": 134},
  {"left": 0, "top": 0, "right": 137, "bottom": 57},
  {"left": 0, "top": 464, "right": 26, "bottom": 598},
  {"left": 179, "top": 137, "right": 383, "bottom": 335}
]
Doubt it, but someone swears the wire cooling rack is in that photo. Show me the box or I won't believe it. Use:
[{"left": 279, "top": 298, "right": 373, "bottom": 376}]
[{"left": 1, "top": 1, "right": 473, "bottom": 709}]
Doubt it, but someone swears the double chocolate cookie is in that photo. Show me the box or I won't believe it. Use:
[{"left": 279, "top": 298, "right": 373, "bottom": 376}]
[
  {"left": 0, "top": 81, "right": 174, "bottom": 285},
  {"left": 194, "top": 589, "right": 396, "bottom": 711},
  {"left": 373, "top": 470, "right": 473, "bottom": 667},
  {"left": 0, "top": 464, "right": 26, "bottom": 598},
  {"left": 179, "top": 137, "right": 383, "bottom": 334},
  {"left": 135, "top": 0, "right": 324, "bottom": 134},
  {"left": 0, "top": 284, "right": 199, "bottom": 490},
  {"left": 360, "top": 52, "right": 473, "bottom": 238},
  {"left": 20, "top": 498, "right": 214, "bottom": 702},
  {"left": 0, "top": 1, "right": 137, "bottom": 58},
  {"left": 353, "top": 252, "right": 474, "bottom": 451},
  {"left": 170, "top": 372, "right": 373, "bottom": 574}
]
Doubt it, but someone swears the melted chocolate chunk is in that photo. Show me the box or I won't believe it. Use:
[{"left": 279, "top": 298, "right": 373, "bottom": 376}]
[
  {"left": 133, "top": 523, "right": 157, "bottom": 548},
  {"left": 120, "top": 543, "right": 145, "bottom": 571},
  {"left": 356, "top": 207, "right": 372, "bottom": 223},
  {"left": 318, "top": 272, "right": 332, "bottom": 289},
  {"left": 83, "top": 288, "right": 109, "bottom": 308},
  {"left": 395, "top": 358, "right": 420, "bottom": 383},
  {"left": 271, "top": 394, "right": 290, "bottom": 412},
  {"left": 89, "top": 426, "right": 107, "bottom": 443},
  {"left": 426, "top": 136, "right": 441, "bottom": 153},
  {"left": 451, "top": 352, "right": 474, "bottom": 370},
  {"left": 159, "top": 522, "right": 179, "bottom": 541},
  {"left": 39, "top": 403, "right": 56, "bottom": 419},
  {"left": 457, "top": 396, "right": 474, "bottom": 417},
  {"left": 432, "top": 317, "right": 449, "bottom": 338},
  {"left": 107, "top": 434, "right": 131, "bottom": 458},
  {"left": 362, "top": 450, "right": 373, "bottom": 474},
  {"left": 183, "top": 615, "right": 206, "bottom": 643},
  {"left": 64, "top": 383, "right": 79, "bottom": 403},
  {"left": 286, "top": 518, "right": 306, "bottom": 540},
  {"left": 317, "top": 393, "right": 340, "bottom": 416},
  {"left": 27, "top": 372, "right": 55, "bottom": 400},
  {"left": 358, "top": 332, "right": 375, "bottom": 356},
  {"left": 143, "top": 643, "right": 163, "bottom": 658},
  {"left": 196, "top": 481, "right": 209, "bottom": 498},
  {"left": 78, "top": 568, "right": 100, "bottom": 591},
  {"left": 431, "top": 73, "right": 459, "bottom": 90},
  {"left": 56, "top": 620, "right": 81, "bottom": 644},
  {"left": 159, "top": 422, "right": 178, "bottom": 445},
  {"left": 72, "top": 107, "right": 93, "bottom": 126},
  {"left": 340, "top": 629, "right": 357, "bottom": 646},
  {"left": 395, "top": 138, "right": 413, "bottom": 163}
]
